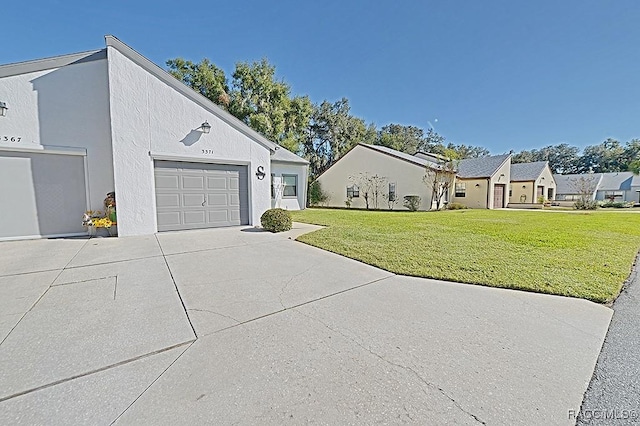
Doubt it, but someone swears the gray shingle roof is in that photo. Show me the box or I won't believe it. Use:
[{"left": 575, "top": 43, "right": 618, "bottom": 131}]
[
  {"left": 510, "top": 161, "right": 547, "bottom": 181},
  {"left": 553, "top": 172, "right": 640, "bottom": 194},
  {"left": 361, "top": 144, "right": 439, "bottom": 169},
  {"left": 553, "top": 173, "right": 602, "bottom": 195},
  {"left": 598, "top": 172, "right": 640, "bottom": 190},
  {"left": 270, "top": 146, "right": 309, "bottom": 164},
  {"left": 457, "top": 154, "right": 510, "bottom": 179}
]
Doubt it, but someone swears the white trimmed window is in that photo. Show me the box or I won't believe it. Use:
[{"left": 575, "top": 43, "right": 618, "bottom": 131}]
[
  {"left": 347, "top": 185, "right": 360, "bottom": 198},
  {"left": 455, "top": 182, "right": 466, "bottom": 197},
  {"left": 388, "top": 183, "right": 397, "bottom": 201},
  {"left": 283, "top": 174, "right": 297, "bottom": 197}
]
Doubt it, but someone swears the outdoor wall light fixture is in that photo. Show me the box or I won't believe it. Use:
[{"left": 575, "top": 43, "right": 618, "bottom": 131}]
[
  {"left": 0, "top": 101, "right": 7, "bottom": 117},
  {"left": 199, "top": 121, "right": 211, "bottom": 134},
  {"left": 522, "top": 185, "right": 526, "bottom": 188},
  {"left": 475, "top": 183, "right": 480, "bottom": 187}
]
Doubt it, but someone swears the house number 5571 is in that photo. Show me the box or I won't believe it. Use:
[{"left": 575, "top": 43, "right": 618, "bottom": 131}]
[{"left": 2, "top": 136, "right": 22, "bottom": 142}]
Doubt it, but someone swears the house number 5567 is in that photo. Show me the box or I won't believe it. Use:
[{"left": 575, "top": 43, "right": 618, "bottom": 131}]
[{"left": 2, "top": 136, "right": 22, "bottom": 142}]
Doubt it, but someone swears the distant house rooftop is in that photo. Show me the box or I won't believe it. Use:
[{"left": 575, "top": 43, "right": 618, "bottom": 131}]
[
  {"left": 597, "top": 171, "right": 640, "bottom": 191},
  {"left": 457, "top": 154, "right": 510, "bottom": 179},
  {"left": 510, "top": 161, "right": 547, "bottom": 181},
  {"left": 553, "top": 173, "right": 602, "bottom": 195},
  {"left": 361, "top": 144, "right": 440, "bottom": 169}
]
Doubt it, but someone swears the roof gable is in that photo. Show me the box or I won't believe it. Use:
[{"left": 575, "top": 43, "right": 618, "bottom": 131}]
[
  {"left": 457, "top": 154, "right": 510, "bottom": 179},
  {"left": 510, "top": 161, "right": 548, "bottom": 181},
  {"left": 104, "top": 35, "right": 281, "bottom": 154},
  {"left": 0, "top": 50, "right": 107, "bottom": 78}
]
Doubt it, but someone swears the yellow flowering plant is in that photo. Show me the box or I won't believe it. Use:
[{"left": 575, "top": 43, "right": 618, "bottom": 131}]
[{"left": 92, "top": 218, "right": 113, "bottom": 228}]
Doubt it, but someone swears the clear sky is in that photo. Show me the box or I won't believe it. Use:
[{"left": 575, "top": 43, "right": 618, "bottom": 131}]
[{"left": 3, "top": 1, "right": 639, "bottom": 154}]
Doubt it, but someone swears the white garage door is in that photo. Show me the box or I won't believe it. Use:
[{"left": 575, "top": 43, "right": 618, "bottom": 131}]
[
  {"left": 0, "top": 151, "right": 87, "bottom": 239},
  {"left": 154, "top": 161, "right": 249, "bottom": 232}
]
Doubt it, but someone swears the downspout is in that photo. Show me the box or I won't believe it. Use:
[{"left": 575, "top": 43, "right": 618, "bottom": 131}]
[{"left": 486, "top": 178, "right": 491, "bottom": 209}]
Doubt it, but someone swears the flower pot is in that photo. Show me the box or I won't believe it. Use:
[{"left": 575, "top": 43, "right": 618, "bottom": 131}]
[{"left": 109, "top": 210, "right": 117, "bottom": 223}]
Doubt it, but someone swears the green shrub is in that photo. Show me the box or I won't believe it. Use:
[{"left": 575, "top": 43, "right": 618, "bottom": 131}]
[
  {"left": 574, "top": 199, "right": 598, "bottom": 210},
  {"left": 403, "top": 195, "right": 421, "bottom": 211},
  {"left": 261, "top": 208, "right": 292, "bottom": 232},
  {"left": 447, "top": 202, "right": 468, "bottom": 210},
  {"left": 308, "top": 181, "right": 329, "bottom": 206},
  {"left": 600, "top": 201, "right": 632, "bottom": 208}
]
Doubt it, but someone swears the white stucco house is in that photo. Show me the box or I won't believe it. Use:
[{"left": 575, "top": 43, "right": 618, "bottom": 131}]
[{"left": 0, "top": 36, "right": 308, "bottom": 241}]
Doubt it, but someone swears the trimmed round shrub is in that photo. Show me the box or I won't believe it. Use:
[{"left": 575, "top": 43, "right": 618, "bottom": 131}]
[{"left": 261, "top": 208, "right": 292, "bottom": 233}]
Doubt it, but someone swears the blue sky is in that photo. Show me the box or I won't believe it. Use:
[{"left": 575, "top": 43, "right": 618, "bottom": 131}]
[{"left": 3, "top": 1, "right": 639, "bottom": 154}]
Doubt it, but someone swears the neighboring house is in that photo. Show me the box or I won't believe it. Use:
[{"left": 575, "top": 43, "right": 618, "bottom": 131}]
[
  {"left": 553, "top": 173, "right": 602, "bottom": 201},
  {"left": 594, "top": 172, "right": 640, "bottom": 203},
  {"left": 509, "top": 161, "right": 556, "bottom": 204},
  {"left": 315, "top": 144, "right": 449, "bottom": 211},
  {"left": 452, "top": 154, "right": 512, "bottom": 209},
  {"left": 0, "top": 36, "right": 307, "bottom": 241},
  {"left": 553, "top": 172, "right": 640, "bottom": 204}
]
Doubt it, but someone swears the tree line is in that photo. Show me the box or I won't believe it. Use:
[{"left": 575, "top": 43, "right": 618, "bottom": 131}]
[
  {"left": 167, "top": 57, "right": 488, "bottom": 179},
  {"left": 167, "top": 57, "right": 638, "bottom": 178},
  {"left": 510, "top": 139, "right": 640, "bottom": 174}
]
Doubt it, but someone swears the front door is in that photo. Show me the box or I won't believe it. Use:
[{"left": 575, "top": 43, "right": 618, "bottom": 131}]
[
  {"left": 537, "top": 186, "right": 544, "bottom": 200},
  {"left": 494, "top": 184, "right": 505, "bottom": 208}
]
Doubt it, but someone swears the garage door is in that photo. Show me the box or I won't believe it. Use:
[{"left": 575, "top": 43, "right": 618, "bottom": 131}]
[
  {"left": 0, "top": 151, "right": 87, "bottom": 239},
  {"left": 154, "top": 161, "right": 249, "bottom": 232}
]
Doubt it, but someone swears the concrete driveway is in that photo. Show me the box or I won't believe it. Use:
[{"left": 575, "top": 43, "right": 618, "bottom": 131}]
[{"left": 0, "top": 224, "right": 612, "bottom": 425}]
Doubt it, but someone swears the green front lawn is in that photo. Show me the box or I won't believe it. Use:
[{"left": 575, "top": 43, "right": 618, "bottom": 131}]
[{"left": 290, "top": 208, "right": 640, "bottom": 303}]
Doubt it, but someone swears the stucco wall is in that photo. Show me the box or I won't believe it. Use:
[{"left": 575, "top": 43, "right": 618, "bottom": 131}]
[
  {"left": 537, "top": 165, "right": 556, "bottom": 200},
  {"left": 0, "top": 58, "right": 114, "bottom": 215},
  {"left": 488, "top": 157, "right": 511, "bottom": 209},
  {"left": 453, "top": 178, "right": 489, "bottom": 208},
  {"left": 510, "top": 165, "right": 557, "bottom": 204},
  {"left": 271, "top": 162, "right": 307, "bottom": 210},
  {"left": 510, "top": 182, "right": 534, "bottom": 204},
  {"left": 316, "top": 145, "right": 434, "bottom": 211},
  {"left": 106, "top": 46, "right": 272, "bottom": 236},
  {"left": 595, "top": 189, "right": 638, "bottom": 202}
]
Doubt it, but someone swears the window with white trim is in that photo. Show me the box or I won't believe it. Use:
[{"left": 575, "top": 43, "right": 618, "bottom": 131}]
[
  {"left": 455, "top": 182, "right": 466, "bottom": 197},
  {"left": 283, "top": 174, "right": 297, "bottom": 197},
  {"left": 347, "top": 185, "right": 360, "bottom": 198},
  {"left": 388, "top": 183, "right": 396, "bottom": 201}
]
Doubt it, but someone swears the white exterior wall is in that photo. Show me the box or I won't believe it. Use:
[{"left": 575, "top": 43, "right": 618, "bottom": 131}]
[
  {"left": 316, "top": 145, "right": 434, "bottom": 210},
  {"left": 488, "top": 157, "right": 511, "bottom": 209},
  {"left": 0, "top": 58, "right": 114, "bottom": 214},
  {"left": 271, "top": 161, "right": 307, "bottom": 210},
  {"left": 106, "top": 46, "right": 272, "bottom": 236}
]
